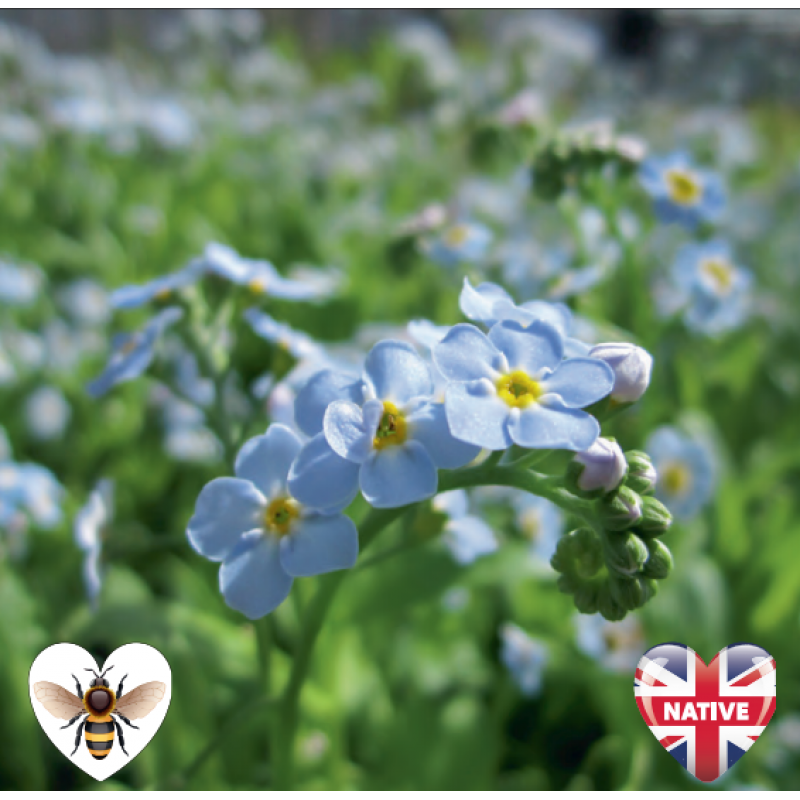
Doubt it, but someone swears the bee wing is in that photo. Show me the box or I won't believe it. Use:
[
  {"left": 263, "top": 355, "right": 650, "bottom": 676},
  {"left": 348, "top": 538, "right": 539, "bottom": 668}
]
[
  {"left": 34, "top": 681, "right": 85, "bottom": 719},
  {"left": 115, "top": 681, "right": 166, "bottom": 720}
]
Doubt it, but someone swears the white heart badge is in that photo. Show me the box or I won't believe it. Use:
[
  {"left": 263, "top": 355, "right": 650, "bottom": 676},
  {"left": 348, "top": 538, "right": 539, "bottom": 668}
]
[{"left": 29, "top": 642, "right": 171, "bottom": 782}]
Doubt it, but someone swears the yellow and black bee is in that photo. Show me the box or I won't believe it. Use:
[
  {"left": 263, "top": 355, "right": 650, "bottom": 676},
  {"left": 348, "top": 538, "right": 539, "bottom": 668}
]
[{"left": 34, "top": 665, "right": 165, "bottom": 760}]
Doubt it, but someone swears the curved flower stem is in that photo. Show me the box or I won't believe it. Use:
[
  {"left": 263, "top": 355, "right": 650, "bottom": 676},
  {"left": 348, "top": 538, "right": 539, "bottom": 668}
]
[{"left": 271, "top": 505, "right": 408, "bottom": 789}]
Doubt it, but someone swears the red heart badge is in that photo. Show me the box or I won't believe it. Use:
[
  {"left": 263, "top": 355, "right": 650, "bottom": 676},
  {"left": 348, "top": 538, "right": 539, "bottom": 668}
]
[{"left": 634, "top": 643, "right": 776, "bottom": 782}]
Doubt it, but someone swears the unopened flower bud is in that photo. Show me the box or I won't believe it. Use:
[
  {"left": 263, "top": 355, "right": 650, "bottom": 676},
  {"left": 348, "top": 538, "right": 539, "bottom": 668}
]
[
  {"left": 597, "top": 582, "right": 627, "bottom": 622},
  {"left": 589, "top": 343, "right": 653, "bottom": 403},
  {"left": 636, "top": 496, "right": 673, "bottom": 537},
  {"left": 568, "top": 438, "right": 627, "bottom": 496},
  {"left": 642, "top": 539, "right": 674, "bottom": 579},
  {"left": 573, "top": 579, "right": 602, "bottom": 614},
  {"left": 625, "top": 450, "right": 657, "bottom": 495},
  {"left": 551, "top": 527, "right": 603, "bottom": 578},
  {"left": 597, "top": 486, "right": 643, "bottom": 531},
  {"left": 604, "top": 530, "right": 648, "bottom": 576},
  {"left": 609, "top": 574, "right": 657, "bottom": 611}
]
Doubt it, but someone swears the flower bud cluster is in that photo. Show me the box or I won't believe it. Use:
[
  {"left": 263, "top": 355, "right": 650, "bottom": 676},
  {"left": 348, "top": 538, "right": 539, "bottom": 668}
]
[{"left": 552, "top": 448, "right": 674, "bottom": 621}]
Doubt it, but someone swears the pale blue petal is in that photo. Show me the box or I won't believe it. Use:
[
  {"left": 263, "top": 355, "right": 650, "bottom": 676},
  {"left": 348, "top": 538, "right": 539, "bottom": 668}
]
[
  {"left": 433, "top": 324, "right": 505, "bottom": 382},
  {"left": 234, "top": 425, "right": 301, "bottom": 499},
  {"left": 279, "top": 514, "right": 358, "bottom": 577},
  {"left": 288, "top": 433, "right": 360, "bottom": 512},
  {"left": 459, "top": 278, "right": 512, "bottom": 324},
  {"left": 433, "top": 489, "right": 469, "bottom": 519},
  {"left": 324, "top": 399, "right": 380, "bottom": 463},
  {"left": 363, "top": 340, "right": 432, "bottom": 403},
  {"left": 488, "top": 320, "right": 563, "bottom": 377},
  {"left": 187, "top": 477, "right": 266, "bottom": 561},
  {"left": 407, "top": 319, "right": 450, "bottom": 351},
  {"left": 294, "top": 369, "right": 365, "bottom": 438},
  {"left": 360, "top": 441, "right": 438, "bottom": 508},
  {"left": 540, "top": 358, "right": 614, "bottom": 408},
  {"left": 508, "top": 399, "right": 599, "bottom": 451},
  {"left": 444, "top": 516, "right": 498, "bottom": 565},
  {"left": 219, "top": 531, "right": 293, "bottom": 619},
  {"left": 444, "top": 380, "right": 512, "bottom": 450},
  {"left": 519, "top": 300, "right": 573, "bottom": 337},
  {"left": 564, "top": 337, "right": 592, "bottom": 358},
  {"left": 406, "top": 400, "right": 481, "bottom": 469}
]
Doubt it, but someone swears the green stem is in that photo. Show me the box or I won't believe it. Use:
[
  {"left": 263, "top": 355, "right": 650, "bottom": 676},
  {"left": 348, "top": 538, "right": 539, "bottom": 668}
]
[{"left": 271, "top": 506, "right": 408, "bottom": 789}]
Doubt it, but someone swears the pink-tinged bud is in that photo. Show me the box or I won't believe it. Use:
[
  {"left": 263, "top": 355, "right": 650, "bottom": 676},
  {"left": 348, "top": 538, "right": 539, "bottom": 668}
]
[
  {"left": 573, "top": 438, "right": 627, "bottom": 494},
  {"left": 589, "top": 343, "right": 653, "bottom": 403}
]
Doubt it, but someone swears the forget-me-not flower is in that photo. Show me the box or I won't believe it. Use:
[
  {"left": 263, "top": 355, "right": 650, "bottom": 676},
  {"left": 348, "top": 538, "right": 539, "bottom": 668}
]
[
  {"left": 574, "top": 613, "right": 644, "bottom": 672},
  {"left": 500, "top": 622, "right": 549, "bottom": 697},
  {"left": 58, "top": 279, "right": 111, "bottom": 326},
  {"left": 24, "top": 385, "right": 72, "bottom": 441},
  {"left": 187, "top": 424, "right": 359, "bottom": 619},
  {"left": 433, "top": 320, "right": 614, "bottom": 451},
  {"left": 646, "top": 426, "right": 716, "bottom": 521},
  {"left": 289, "top": 340, "right": 481, "bottom": 510},
  {"left": 510, "top": 491, "right": 563, "bottom": 571},
  {"left": 110, "top": 260, "right": 204, "bottom": 310},
  {"left": 433, "top": 489, "right": 497, "bottom": 565},
  {"left": 671, "top": 239, "right": 753, "bottom": 336},
  {"left": 74, "top": 479, "right": 114, "bottom": 609},
  {"left": 0, "top": 260, "right": 43, "bottom": 306},
  {"left": 422, "top": 220, "right": 493, "bottom": 267},
  {"left": 639, "top": 151, "right": 725, "bottom": 229},
  {"left": 87, "top": 306, "right": 183, "bottom": 398},
  {"left": 244, "top": 308, "right": 325, "bottom": 361}
]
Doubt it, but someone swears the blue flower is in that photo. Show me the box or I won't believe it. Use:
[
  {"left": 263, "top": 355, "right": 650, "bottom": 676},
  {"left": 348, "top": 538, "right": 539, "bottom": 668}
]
[
  {"left": 0, "top": 260, "right": 43, "bottom": 306},
  {"left": 671, "top": 240, "right": 752, "bottom": 335},
  {"left": 204, "top": 242, "right": 339, "bottom": 301},
  {"left": 86, "top": 307, "right": 183, "bottom": 398},
  {"left": 289, "top": 341, "right": 481, "bottom": 510},
  {"left": 639, "top": 151, "right": 725, "bottom": 229},
  {"left": 58, "top": 279, "right": 111, "bottom": 326},
  {"left": 500, "top": 623, "right": 548, "bottom": 697},
  {"left": 24, "top": 385, "right": 72, "bottom": 441},
  {"left": 422, "top": 220, "right": 493, "bottom": 267},
  {"left": 646, "top": 426, "right": 716, "bottom": 521},
  {"left": 0, "top": 461, "right": 64, "bottom": 529},
  {"left": 459, "top": 278, "right": 591, "bottom": 357},
  {"left": 73, "top": 480, "right": 114, "bottom": 610},
  {"left": 433, "top": 490, "right": 497, "bottom": 565},
  {"left": 433, "top": 320, "right": 614, "bottom": 451},
  {"left": 244, "top": 308, "right": 325, "bottom": 361},
  {"left": 187, "top": 424, "right": 359, "bottom": 619},
  {"left": 510, "top": 491, "right": 563, "bottom": 571},
  {"left": 574, "top": 613, "right": 644, "bottom": 672},
  {"left": 109, "top": 260, "right": 204, "bottom": 310}
]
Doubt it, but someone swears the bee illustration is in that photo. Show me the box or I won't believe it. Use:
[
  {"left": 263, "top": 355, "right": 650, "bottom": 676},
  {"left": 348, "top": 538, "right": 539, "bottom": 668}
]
[{"left": 34, "top": 665, "right": 165, "bottom": 760}]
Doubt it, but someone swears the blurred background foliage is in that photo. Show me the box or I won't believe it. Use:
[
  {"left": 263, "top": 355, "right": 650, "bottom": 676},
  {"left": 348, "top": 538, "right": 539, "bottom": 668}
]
[{"left": 1, "top": 9, "right": 800, "bottom": 791}]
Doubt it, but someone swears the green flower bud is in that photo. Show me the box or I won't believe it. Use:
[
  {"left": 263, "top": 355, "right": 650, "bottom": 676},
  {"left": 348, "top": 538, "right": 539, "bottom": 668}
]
[
  {"left": 596, "top": 486, "right": 643, "bottom": 531},
  {"left": 609, "top": 575, "right": 657, "bottom": 611},
  {"left": 637, "top": 496, "right": 673, "bottom": 537},
  {"left": 573, "top": 579, "right": 602, "bottom": 615},
  {"left": 597, "top": 581, "right": 627, "bottom": 622},
  {"left": 642, "top": 539, "right": 674, "bottom": 579},
  {"left": 603, "top": 530, "right": 648, "bottom": 576},
  {"left": 556, "top": 572, "right": 577, "bottom": 595},
  {"left": 551, "top": 527, "right": 604, "bottom": 578},
  {"left": 625, "top": 450, "right": 657, "bottom": 495}
]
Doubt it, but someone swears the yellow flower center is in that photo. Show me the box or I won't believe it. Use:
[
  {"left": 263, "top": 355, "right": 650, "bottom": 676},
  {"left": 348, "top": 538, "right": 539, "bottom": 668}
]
[
  {"left": 155, "top": 287, "right": 172, "bottom": 300},
  {"left": 248, "top": 278, "right": 268, "bottom": 294},
  {"left": 519, "top": 509, "right": 541, "bottom": 541},
  {"left": 264, "top": 496, "right": 300, "bottom": 536},
  {"left": 372, "top": 401, "right": 408, "bottom": 450},
  {"left": 661, "top": 462, "right": 690, "bottom": 496},
  {"left": 666, "top": 169, "right": 702, "bottom": 206},
  {"left": 700, "top": 258, "right": 733, "bottom": 295},
  {"left": 496, "top": 370, "right": 542, "bottom": 409},
  {"left": 119, "top": 337, "right": 139, "bottom": 356},
  {"left": 443, "top": 224, "right": 469, "bottom": 248}
]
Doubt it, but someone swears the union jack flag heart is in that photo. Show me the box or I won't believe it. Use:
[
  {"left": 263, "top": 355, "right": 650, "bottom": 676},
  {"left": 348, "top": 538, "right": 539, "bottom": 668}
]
[{"left": 634, "top": 643, "right": 776, "bottom": 782}]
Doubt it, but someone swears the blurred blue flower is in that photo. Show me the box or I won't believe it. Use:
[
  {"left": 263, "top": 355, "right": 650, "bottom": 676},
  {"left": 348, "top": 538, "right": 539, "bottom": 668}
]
[
  {"left": 422, "top": 220, "right": 492, "bottom": 267},
  {"left": 73, "top": 479, "right": 114, "bottom": 610},
  {"left": 500, "top": 622, "right": 549, "bottom": 697},
  {"left": 110, "top": 260, "right": 204, "bottom": 310},
  {"left": 24, "top": 385, "right": 71, "bottom": 441},
  {"left": 187, "top": 424, "right": 358, "bottom": 619},
  {"left": 646, "top": 426, "right": 716, "bottom": 521},
  {"left": 671, "top": 240, "right": 753, "bottom": 336},
  {"left": 510, "top": 491, "right": 563, "bottom": 571},
  {"left": 289, "top": 340, "right": 480, "bottom": 510},
  {"left": 87, "top": 306, "right": 183, "bottom": 398},
  {"left": 244, "top": 308, "right": 325, "bottom": 361},
  {"left": 639, "top": 151, "right": 725, "bottom": 229},
  {"left": 204, "top": 242, "right": 340, "bottom": 301},
  {"left": 574, "top": 613, "right": 644, "bottom": 672},
  {"left": 433, "top": 320, "right": 613, "bottom": 451},
  {"left": 0, "top": 260, "right": 43, "bottom": 306},
  {"left": 433, "top": 489, "right": 497, "bottom": 565},
  {"left": 58, "top": 279, "right": 111, "bottom": 326},
  {"left": 0, "top": 460, "right": 64, "bottom": 530}
]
